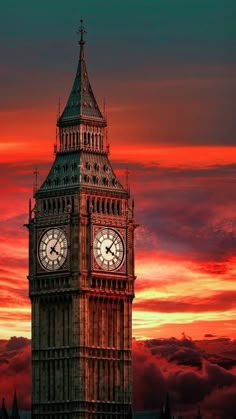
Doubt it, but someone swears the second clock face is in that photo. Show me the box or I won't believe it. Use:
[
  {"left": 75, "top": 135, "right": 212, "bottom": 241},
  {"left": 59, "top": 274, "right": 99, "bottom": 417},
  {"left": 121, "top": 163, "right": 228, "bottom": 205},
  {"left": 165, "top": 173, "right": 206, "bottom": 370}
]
[
  {"left": 93, "top": 228, "right": 125, "bottom": 271},
  {"left": 38, "top": 228, "right": 68, "bottom": 271}
]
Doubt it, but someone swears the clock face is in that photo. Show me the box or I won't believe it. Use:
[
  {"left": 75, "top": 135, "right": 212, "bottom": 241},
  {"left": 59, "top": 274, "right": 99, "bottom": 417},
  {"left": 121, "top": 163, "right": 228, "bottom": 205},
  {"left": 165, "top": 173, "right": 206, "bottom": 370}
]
[
  {"left": 38, "top": 228, "right": 68, "bottom": 271},
  {"left": 93, "top": 228, "right": 125, "bottom": 271}
]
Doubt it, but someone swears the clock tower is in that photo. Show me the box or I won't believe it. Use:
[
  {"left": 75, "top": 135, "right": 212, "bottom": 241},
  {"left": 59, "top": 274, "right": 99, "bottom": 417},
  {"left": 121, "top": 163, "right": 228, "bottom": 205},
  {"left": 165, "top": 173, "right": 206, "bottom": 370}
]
[{"left": 27, "top": 22, "right": 135, "bottom": 418}]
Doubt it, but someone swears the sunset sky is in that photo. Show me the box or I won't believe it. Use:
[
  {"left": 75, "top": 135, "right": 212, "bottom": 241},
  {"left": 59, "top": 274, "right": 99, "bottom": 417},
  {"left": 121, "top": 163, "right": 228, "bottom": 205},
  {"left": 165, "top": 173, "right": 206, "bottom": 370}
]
[{"left": 1, "top": 0, "right": 236, "bottom": 344}]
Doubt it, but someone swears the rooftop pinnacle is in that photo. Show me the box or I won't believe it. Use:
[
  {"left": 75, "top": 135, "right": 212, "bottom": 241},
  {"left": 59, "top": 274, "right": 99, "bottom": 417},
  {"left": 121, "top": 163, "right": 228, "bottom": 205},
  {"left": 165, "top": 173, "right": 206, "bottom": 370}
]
[{"left": 57, "top": 20, "right": 106, "bottom": 127}]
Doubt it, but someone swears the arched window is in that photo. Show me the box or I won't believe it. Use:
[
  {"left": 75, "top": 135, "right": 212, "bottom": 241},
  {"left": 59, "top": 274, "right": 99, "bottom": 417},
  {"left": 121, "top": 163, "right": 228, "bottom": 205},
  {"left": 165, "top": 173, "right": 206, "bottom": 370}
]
[
  {"left": 84, "top": 174, "right": 90, "bottom": 183},
  {"left": 103, "top": 177, "right": 109, "bottom": 186},
  {"left": 93, "top": 175, "right": 99, "bottom": 185}
]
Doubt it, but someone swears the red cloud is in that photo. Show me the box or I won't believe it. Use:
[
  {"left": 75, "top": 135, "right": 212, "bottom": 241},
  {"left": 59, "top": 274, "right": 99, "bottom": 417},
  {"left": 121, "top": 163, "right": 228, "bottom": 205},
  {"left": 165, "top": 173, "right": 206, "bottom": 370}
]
[
  {"left": 0, "top": 337, "right": 31, "bottom": 410},
  {"left": 132, "top": 337, "right": 236, "bottom": 418},
  {"left": 1, "top": 336, "right": 236, "bottom": 418},
  {"left": 134, "top": 291, "right": 236, "bottom": 313}
]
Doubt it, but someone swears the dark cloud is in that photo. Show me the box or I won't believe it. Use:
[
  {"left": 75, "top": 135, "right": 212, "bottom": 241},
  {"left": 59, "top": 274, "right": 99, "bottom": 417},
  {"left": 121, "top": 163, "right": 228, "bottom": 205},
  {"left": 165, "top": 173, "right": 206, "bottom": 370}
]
[
  {"left": 114, "top": 161, "right": 236, "bottom": 263},
  {"left": 133, "top": 340, "right": 166, "bottom": 411},
  {"left": 133, "top": 337, "right": 236, "bottom": 418},
  {"left": 134, "top": 291, "right": 236, "bottom": 314},
  {"left": 145, "top": 337, "right": 203, "bottom": 369},
  {"left": 0, "top": 336, "right": 236, "bottom": 417},
  {"left": 202, "top": 386, "right": 236, "bottom": 419},
  {"left": 204, "top": 334, "right": 216, "bottom": 338},
  {"left": 0, "top": 337, "right": 31, "bottom": 410},
  {"left": 6, "top": 336, "right": 29, "bottom": 352}
]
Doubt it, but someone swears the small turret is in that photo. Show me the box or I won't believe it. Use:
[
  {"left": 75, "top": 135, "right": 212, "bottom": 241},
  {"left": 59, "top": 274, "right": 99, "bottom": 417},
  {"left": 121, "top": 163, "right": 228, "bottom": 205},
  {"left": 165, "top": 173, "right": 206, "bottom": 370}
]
[{"left": 11, "top": 391, "right": 20, "bottom": 419}]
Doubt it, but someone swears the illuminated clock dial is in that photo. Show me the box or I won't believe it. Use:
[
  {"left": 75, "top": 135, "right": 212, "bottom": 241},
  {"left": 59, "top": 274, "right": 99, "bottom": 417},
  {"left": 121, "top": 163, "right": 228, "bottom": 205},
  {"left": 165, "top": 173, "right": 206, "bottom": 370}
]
[
  {"left": 38, "top": 228, "right": 68, "bottom": 271},
  {"left": 93, "top": 228, "right": 125, "bottom": 271}
]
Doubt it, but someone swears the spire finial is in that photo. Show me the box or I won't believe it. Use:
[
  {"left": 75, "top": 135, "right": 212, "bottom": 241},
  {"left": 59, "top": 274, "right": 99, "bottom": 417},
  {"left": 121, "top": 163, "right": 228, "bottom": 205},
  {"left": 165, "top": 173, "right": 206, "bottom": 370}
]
[{"left": 78, "top": 17, "right": 86, "bottom": 45}]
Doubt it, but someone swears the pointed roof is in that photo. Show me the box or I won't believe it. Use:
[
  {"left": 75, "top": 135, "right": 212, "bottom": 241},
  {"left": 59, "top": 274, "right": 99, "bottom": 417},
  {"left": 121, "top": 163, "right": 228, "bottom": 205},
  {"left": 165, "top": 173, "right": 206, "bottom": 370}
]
[
  {"left": 58, "top": 19, "right": 106, "bottom": 127},
  {"left": 39, "top": 150, "right": 126, "bottom": 195},
  {"left": 11, "top": 391, "right": 20, "bottom": 419},
  {"left": 0, "top": 398, "right": 9, "bottom": 419}
]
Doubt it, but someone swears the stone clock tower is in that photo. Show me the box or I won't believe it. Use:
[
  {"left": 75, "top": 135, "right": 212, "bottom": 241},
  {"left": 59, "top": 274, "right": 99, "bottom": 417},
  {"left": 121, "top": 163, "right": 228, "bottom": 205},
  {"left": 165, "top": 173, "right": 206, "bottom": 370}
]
[{"left": 27, "top": 22, "right": 135, "bottom": 419}]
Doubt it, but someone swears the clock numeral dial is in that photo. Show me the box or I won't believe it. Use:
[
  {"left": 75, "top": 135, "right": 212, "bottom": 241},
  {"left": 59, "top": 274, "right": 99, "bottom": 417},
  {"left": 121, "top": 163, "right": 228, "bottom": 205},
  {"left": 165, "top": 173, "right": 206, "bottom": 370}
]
[
  {"left": 93, "top": 228, "right": 125, "bottom": 271},
  {"left": 38, "top": 228, "right": 68, "bottom": 271}
]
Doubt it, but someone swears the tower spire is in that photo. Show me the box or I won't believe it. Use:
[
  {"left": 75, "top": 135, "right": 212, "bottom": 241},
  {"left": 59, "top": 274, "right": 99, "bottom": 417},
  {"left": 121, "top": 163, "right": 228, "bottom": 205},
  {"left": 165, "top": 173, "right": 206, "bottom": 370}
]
[
  {"left": 57, "top": 22, "right": 107, "bottom": 153},
  {"left": 79, "top": 18, "right": 86, "bottom": 45},
  {"left": 78, "top": 18, "right": 86, "bottom": 61},
  {"left": 11, "top": 390, "right": 20, "bottom": 419}
]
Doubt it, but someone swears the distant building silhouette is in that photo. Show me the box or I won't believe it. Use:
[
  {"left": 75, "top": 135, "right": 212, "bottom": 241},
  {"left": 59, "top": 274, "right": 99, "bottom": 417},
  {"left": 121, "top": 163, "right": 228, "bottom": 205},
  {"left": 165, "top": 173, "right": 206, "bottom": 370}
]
[
  {"left": 11, "top": 392, "right": 20, "bottom": 419},
  {"left": 0, "top": 393, "right": 20, "bottom": 419},
  {"left": 195, "top": 406, "right": 203, "bottom": 419},
  {"left": 133, "top": 395, "right": 203, "bottom": 418},
  {"left": 0, "top": 398, "right": 9, "bottom": 419},
  {"left": 160, "top": 393, "right": 171, "bottom": 418},
  {"left": 0, "top": 391, "right": 205, "bottom": 418}
]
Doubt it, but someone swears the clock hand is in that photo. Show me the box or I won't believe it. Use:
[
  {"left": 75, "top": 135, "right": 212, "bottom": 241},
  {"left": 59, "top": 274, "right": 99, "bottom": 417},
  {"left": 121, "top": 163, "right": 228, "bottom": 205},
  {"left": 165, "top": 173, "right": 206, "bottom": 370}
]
[
  {"left": 50, "top": 231, "right": 63, "bottom": 254},
  {"left": 105, "top": 246, "right": 115, "bottom": 257},
  {"left": 50, "top": 246, "right": 59, "bottom": 255},
  {"left": 106, "top": 234, "right": 118, "bottom": 254}
]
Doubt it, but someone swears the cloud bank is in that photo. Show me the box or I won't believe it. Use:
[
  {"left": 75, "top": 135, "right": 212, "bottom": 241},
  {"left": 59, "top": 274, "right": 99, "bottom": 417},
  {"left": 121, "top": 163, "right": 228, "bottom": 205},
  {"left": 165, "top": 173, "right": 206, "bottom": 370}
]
[{"left": 1, "top": 336, "right": 236, "bottom": 418}]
